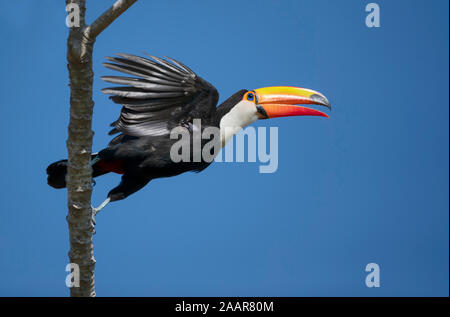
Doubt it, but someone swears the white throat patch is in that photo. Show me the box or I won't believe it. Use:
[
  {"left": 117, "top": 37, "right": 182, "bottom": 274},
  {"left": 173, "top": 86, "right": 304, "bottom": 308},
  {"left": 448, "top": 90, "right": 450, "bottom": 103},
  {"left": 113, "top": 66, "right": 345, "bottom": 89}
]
[{"left": 219, "top": 100, "right": 259, "bottom": 147}]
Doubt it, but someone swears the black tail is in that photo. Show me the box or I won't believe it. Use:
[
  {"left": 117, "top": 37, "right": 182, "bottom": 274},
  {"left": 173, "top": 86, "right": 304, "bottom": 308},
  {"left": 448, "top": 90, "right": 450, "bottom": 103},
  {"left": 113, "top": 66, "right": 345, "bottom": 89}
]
[
  {"left": 46, "top": 159, "right": 69, "bottom": 188},
  {"left": 46, "top": 153, "right": 107, "bottom": 189}
]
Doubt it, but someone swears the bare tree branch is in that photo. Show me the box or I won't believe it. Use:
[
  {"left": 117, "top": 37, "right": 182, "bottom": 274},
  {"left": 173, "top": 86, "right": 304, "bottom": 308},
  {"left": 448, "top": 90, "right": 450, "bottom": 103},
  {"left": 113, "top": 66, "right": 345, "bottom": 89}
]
[
  {"left": 65, "top": 0, "right": 137, "bottom": 297},
  {"left": 85, "top": 0, "right": 137, "bottom": 40}
]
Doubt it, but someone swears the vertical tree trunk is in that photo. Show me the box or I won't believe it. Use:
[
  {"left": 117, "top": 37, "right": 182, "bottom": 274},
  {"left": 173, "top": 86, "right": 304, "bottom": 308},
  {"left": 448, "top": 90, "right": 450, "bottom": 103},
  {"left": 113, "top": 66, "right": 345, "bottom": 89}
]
[{"left": 65, "top": 0, "right": 137, "bottom": 297}]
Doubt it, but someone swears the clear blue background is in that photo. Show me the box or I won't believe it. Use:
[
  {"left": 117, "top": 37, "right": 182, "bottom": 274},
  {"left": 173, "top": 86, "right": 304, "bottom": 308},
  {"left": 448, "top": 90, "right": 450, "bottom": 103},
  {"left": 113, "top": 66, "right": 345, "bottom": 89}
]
[{"left": 0, "top": 0, "right": 448, "bottom": 296}]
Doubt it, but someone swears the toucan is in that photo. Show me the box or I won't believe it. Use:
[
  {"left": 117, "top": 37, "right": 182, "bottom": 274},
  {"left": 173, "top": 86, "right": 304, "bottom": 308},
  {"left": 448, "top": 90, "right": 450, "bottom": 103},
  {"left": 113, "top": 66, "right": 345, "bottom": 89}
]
[{"left": 47, "top": 53, "right": 331, "bottom": 214}]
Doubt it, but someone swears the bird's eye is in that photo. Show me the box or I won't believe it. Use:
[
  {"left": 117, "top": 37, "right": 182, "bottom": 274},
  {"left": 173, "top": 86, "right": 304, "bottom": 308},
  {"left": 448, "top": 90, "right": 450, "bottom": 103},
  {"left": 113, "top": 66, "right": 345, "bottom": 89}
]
[{"left": 247, "top": 92, "right": 255, "bottom": 101}]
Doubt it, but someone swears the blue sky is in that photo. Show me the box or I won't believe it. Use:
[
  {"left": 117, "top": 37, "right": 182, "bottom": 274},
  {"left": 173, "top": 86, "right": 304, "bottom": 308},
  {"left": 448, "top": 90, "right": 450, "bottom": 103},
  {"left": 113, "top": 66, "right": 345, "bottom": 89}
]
[{"left": 0, "top": 0, "right": 448, "bottom": 296}]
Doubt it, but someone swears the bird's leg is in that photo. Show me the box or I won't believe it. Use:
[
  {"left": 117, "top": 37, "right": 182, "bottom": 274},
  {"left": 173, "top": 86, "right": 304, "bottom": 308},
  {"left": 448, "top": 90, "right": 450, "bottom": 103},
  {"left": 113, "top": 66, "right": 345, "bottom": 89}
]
[
  {"left": 92, "top": 197, "right": 111, "bottom": 216},
  {"left": 90, "top": 156, "right": 100, "bottom": 166},
  {"left": 91, "top": 197, "right": 111, "bottom": 230}
]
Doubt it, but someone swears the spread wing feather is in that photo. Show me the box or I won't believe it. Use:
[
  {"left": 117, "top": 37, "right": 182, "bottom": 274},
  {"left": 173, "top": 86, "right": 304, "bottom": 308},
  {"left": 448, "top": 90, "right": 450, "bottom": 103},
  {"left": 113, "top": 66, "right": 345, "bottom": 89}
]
[{"left": 102, "top": 53, "right": 219, "bottom": 137}]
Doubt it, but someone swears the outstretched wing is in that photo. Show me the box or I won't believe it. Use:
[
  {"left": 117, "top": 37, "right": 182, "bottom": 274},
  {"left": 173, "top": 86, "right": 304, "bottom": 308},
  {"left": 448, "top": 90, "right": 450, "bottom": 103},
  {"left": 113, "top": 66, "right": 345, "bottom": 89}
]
[{"left": 101, "top": 53, "right": 219, "bottom": 137}]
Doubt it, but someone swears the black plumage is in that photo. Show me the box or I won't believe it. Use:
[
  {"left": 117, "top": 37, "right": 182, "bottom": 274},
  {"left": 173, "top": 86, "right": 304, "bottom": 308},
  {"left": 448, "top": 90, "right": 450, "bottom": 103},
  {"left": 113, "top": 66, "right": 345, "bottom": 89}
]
[{"left": 47, "top": 53, "right": 247, "bottom": 203}]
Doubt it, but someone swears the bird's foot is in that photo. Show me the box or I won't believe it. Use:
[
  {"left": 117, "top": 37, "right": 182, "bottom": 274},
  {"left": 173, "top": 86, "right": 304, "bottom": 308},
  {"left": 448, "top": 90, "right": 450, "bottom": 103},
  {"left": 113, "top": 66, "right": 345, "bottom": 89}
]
[
  {"left": 91, "top": 212, "right": 97, "bottom": 225},
  {"left": 92, "top": 197, "right": 111, "bottom": 217},
  {"left": 90, "top": 212, "right": 97, "bottom": 235},
  {"left": 90, "top": 198, "right": 111, "bottom": 234}
]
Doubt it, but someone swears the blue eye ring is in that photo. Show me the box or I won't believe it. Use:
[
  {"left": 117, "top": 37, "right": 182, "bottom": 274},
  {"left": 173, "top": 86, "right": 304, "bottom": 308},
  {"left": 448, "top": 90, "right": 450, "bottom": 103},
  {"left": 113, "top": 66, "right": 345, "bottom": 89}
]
[{"left": 247, "top": 92, "right": 255, "bottom": 101}]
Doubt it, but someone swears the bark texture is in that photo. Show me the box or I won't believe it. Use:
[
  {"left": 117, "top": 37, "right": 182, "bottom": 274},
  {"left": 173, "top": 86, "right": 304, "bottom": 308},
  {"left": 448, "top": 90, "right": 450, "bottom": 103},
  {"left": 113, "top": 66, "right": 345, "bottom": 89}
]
[{"left": 65, "top": 0, "right": 137, "bottom": 297}]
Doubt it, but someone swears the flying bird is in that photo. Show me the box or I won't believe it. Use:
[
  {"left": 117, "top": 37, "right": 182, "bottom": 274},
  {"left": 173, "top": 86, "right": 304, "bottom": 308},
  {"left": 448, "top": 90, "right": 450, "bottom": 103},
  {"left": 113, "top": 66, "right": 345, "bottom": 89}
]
[{"left": 47, "top": 53, "right": 331, "bottom": 214}]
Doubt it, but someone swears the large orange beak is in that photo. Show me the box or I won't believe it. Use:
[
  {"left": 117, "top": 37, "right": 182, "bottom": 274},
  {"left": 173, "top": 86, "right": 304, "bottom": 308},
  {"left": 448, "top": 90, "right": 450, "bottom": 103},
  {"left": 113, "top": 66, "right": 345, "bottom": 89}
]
[{"left": 253, "top": 86, "right": 331, "bottom": 119}]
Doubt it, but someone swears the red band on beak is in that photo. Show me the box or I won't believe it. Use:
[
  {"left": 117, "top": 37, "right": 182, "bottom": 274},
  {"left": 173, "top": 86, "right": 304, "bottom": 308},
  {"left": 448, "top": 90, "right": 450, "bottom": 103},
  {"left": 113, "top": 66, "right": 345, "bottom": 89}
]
[{"left": 261, "top": 104, "right": 329, "bottom": 118}]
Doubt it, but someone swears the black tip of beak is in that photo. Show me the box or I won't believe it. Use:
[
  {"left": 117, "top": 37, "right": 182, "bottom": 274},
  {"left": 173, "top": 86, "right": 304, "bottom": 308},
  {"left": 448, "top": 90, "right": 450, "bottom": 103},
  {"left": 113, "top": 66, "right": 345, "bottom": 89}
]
[{"left": 310, "top": 94, "right": 332, "bottom": 110}]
